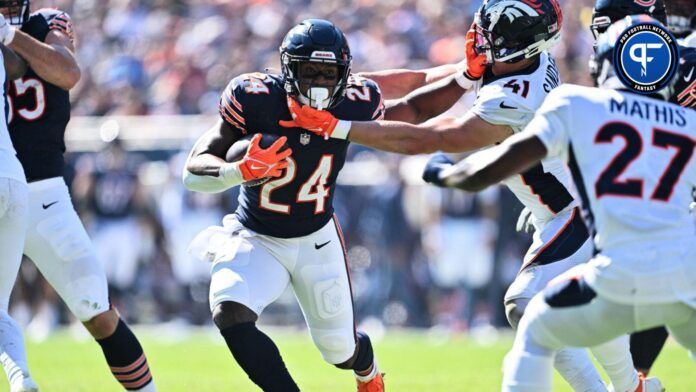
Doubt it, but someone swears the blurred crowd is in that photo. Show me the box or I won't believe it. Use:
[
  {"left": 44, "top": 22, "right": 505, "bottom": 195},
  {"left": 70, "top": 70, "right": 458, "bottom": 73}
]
[{"left": 11, "top": 0, "right": 603, "bottom": 338}]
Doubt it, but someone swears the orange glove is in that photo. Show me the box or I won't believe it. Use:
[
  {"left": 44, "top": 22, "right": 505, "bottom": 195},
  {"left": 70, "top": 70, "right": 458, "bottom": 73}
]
[
  {"left": 279, "top": 98, "right": 352, "bottom": 140},
  {"left": 238, "top": 134, "right": 292, "bottom": 181},
  {"left": 464, "top": 24, "right": 488, "bottom": 79}
]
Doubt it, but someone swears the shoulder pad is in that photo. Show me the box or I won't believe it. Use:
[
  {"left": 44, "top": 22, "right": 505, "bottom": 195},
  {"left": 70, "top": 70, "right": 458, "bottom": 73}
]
[
  {"left": 341, "top": 75, "right": 385, "bottom": 121},
  {"left": 32, "top": 8, "right": 74, "bottom": 43}
]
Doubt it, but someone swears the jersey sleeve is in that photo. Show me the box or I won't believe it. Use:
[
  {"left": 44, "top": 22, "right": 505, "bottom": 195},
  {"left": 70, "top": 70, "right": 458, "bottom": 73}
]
[
  {"left": 35, "top": 9, "right": 75, "bottom": 43},
  {"left": 525, "top": 85, "right": 574, "bottom": 158},
  {"left": 470, "top": 83, "right": 535, "bottom": 133},
  {"left": 219, "top": 77, "right": 250, "bottom": 135},
  {"left": 345, "top": 75, "right": 385, "bottom": 121}
]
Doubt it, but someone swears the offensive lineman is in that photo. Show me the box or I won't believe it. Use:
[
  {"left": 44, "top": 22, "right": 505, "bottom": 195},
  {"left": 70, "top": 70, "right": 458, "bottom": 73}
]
[
  {"left": 422, "top": 15, "right": 696, "bottom": 392},
  {"left": 0, "top": 1, "right": 155, "bottom": 390},
  {"left": 282, "top": 1, "right": 655, "bottom": 390},
  {"left": 183, "top": 19, "right": 385, "bottom": 391}
]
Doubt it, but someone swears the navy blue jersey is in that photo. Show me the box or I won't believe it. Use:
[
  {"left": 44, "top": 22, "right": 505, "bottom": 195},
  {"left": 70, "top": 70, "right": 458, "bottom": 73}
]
[
  {"left": 219, "top": 73, "right": 384, "bottom": 238},
  {"left": 8, "top": 9, "right": 74, "bottom": 182},
  {"left": 89, "top": 156, "right": 140, "bottom": 220}
]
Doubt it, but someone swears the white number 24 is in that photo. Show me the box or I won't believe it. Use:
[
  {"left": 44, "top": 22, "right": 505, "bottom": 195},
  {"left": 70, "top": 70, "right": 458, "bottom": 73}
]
[{"left": 259, "top": 155, "right": 334, "bottom": 215}]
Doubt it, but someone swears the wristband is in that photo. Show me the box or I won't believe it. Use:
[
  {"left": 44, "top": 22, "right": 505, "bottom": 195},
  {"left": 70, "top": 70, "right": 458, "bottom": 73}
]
[
  {"left": 331, "top": 120, "right": 352, "bottom": 140},
  {"left": 454, "top": 71, "right": 477, "bottom": 91},
  {"left": 219, "top": 162, "right": 244, "bottom": 186}
]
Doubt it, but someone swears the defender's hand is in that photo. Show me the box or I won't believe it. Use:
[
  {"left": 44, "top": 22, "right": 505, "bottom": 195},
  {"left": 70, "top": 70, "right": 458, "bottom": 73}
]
[
  {"left": 0, "top": 15, "right": 16, "bottom": 45},
  {"left": 455, "top": 24, "right": 487, "bottom": 90},
  {"left": 236, "top": 134, "right": 292, "bottom": 181},
  {"left": 422, "top": 153, "right": 454, "bottom": 187},
  {"left": 279, "top": 98, "right": 352, "bottom": 140}
]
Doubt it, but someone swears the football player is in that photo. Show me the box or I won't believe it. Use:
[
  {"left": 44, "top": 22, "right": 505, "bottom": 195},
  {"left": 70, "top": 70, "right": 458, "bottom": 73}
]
[
  {"left": 183, "top": 19, "right": 385, "bottom": 391},
  {"left": 421, "top": 15, "right": 696, "bottom": 392},
  {"left": 0, "top": 13, "right": 39, "bottom": 392},
  {"left": 589, "top": 0, "right": 694, "bottom": 378},
  {"left": 0, "top": 1, "right": 156, "bottom": 390},
  {"left": 281, "top": 1, "right": 657, "bottom": 390}
]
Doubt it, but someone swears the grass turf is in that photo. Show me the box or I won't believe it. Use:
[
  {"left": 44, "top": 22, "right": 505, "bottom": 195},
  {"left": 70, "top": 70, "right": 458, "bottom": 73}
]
[{"left": 1, "top": 328, "right": 692, "bottom": 391}]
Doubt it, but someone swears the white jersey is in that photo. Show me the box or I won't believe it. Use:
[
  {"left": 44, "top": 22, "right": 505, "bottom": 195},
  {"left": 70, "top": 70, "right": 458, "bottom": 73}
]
[
  {"left": 0, "top": 51, "right": 25, "bottom": 184},
  {"left": 531, "top": 85, "right": 696, "bottom": 303},
  {"left": 471, "top": 51, "right": 577, "bottom": 225}
]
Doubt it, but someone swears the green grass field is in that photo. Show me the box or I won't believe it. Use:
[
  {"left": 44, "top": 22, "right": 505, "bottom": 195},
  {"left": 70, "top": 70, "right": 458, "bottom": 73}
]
[{"left": 1, "top": 328, "right": 693, "bottom": 391}]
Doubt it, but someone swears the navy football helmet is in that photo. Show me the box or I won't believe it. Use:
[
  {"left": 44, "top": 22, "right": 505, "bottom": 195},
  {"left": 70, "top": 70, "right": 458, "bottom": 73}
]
[
  {"left": 590, "top": 0, "right": 667, "bottom": 39},
  {"left": 0, "top": 0, "right": 30, "bottom": 25},
  {"left": 279, "top": 19, "right": 351, "bottom": 109},
  {"left": 473, "top": 0, "right": 563, "bottom": 63}
]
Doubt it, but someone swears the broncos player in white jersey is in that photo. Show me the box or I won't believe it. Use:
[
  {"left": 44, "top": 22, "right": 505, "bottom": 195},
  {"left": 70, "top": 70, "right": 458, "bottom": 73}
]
[
  {"left": 0, "top": 14, "right": 39, "bottom": 392},
  {"left": 423, "top": 15, "right": 696, "bottom": 392},
  {"left": 282, "top": 1, "right": 653, "bottom": 390}
]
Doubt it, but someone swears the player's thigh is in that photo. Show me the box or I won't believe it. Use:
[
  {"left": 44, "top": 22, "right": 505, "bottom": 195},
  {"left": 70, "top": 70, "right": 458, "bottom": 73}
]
[
  {"left": 521, "top": 276, "right": 635, "bottom": 350},
  {"left": 0, "top": 179, "right": 28, "bottom": 309},
  {"left": 505, "top": 239, "right": 593, "bottom": 328},
  {"left": 24, "top": 200, "right": 110, "bottom": 321},
  {"left": 209, "top": 235, "right": 289, "bottom": 316},
  {"left": 661, "top": 304, "right": 696, "bottom": 355},
  {"left": 292, "top": 220, "right": 355, "bottom": 364}
]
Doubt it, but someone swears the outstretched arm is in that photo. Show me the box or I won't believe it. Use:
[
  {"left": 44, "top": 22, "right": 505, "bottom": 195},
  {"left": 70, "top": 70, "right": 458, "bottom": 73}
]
[
  {"left": 384, "top": 74, "right": 471, "bottom": 124},
  {"left": 357, "top": 61, "right": 464, "bottom": 100},
  {"left": 438, "top": 133, "right": 548, "bottom": 191},
  {"left": 280, "top": 99, "right": 512, "bottom": 155}
]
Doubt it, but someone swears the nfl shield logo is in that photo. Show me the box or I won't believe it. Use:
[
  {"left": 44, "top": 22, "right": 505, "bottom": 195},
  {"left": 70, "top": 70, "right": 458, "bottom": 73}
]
[{"left": 300, "top": 133, "right": 311, "bottom": 145}]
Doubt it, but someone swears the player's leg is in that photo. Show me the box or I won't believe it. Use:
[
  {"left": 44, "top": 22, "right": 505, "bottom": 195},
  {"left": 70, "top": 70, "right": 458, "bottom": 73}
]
[
  {"left": 664, "top": 306, "right": 696, "bottom": 362},
  {"left": 291, "top": 217, "right": 383, "bottom": 391},
  {"left": 503, "top": 277, "right": 643, "bottom": 392},
  {"left": 0, "top": 179, "right": 37, "bottom": 392},
  {"left": 208, "top": 233, "right": 298, "bottom": 392},
  {"left": 504, "top": 239, "right": 606, "bottom": 392},
  {"left": 629, "top": 327, "right": 669, "bottom": 376},
  {"left": 23, "top": 179, "right": 155, "bottom": 391}
]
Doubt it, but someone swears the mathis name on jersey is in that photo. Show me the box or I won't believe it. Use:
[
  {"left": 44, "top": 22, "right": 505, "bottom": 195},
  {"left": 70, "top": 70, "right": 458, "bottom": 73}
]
[{"left": 610, "top": 97, "right": 687, "bottom": 127}]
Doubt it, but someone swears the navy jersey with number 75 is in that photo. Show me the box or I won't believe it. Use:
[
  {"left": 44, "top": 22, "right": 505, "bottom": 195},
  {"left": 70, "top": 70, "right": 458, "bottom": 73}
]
[{"left": 219, "top": 72, "right": 384, "bottom": 238}]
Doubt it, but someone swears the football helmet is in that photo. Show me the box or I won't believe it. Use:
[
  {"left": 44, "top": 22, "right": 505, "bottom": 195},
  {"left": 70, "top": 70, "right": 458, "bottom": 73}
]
[
  {"left": 0, "top": 0, "right": 29, "bottom": 26},
  {"left": 279, "top": 19, "right": 351, "bottom": 109},
  {"left": 473, "top": 0, "right": 563, "bottom": 63},
  {"left": 590, "top": 0, "right": 667, "bottom": 39}
]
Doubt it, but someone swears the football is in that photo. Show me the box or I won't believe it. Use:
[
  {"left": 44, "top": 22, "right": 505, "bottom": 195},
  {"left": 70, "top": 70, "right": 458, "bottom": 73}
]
[{"left": 226, "top": 133, "right": 289, "bottom": 186}]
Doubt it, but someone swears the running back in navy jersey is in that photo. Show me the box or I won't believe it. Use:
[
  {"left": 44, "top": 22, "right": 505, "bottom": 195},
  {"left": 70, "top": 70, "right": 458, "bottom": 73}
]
[
  {"left": 219, "top": 72, "right": 384, "bottom": 238},
  {"left": 8, "top": 9, "right": 74, "bottom": 182}
]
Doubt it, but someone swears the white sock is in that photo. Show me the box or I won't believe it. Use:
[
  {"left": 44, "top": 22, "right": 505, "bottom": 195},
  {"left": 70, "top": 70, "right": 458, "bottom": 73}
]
[
  {"left": 591, "top": 335, "right": 639, "bottom": 392},
  {"left": 0, "top": 311, "right": 33, "bottom": 386},
  {"left": 132, "top": 381, "right": 157, "bottom": 391},
  {"left": 554, "top": 348, "right": 607, "bottom": 392},
  {"left": 502, "top": 350, "right": 554, "bottom": 392},
  {"left": 355, "top": 358, "right": 379, "bottom": 382}
]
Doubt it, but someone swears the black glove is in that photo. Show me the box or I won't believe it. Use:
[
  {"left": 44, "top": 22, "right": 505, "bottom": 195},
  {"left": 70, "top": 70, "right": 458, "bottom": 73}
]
[{"left": 422, "top": 153, "right": 454, "bottom": 187}]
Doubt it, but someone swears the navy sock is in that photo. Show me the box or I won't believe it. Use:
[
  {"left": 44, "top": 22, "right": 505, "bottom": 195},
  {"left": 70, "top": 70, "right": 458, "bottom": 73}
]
[
  {"left": 352, "top": 331, "right": 375, "bottom": 373},
  {"left": 220, "top": 322, "right": 299, "bottom": 392},
  {"left": 96, "top": 319, "right": 153, "bottom": 390},
  {"left": 630, "top": 326, "right": 669, "bottom": 372}
]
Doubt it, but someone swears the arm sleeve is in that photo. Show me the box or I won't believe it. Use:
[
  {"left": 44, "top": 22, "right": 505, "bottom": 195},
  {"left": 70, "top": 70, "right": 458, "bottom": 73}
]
[
  {"left": 525, "top": 87, "right": 573, "bottom": 158},
  {"left": 219, "top": 78, "right": 249, "bottom": 135}
]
